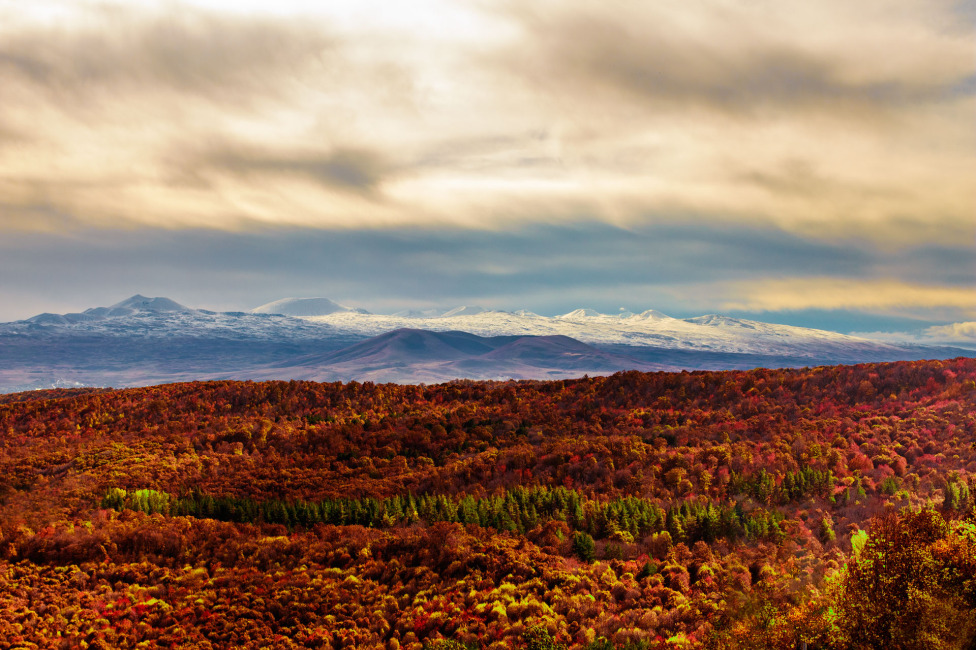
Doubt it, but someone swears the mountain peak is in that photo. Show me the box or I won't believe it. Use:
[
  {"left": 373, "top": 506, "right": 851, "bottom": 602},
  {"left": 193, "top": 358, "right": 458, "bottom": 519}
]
[
  {"left": 558, "top": 308, "right": 603, "bottom": 319},
  {"left": 634, "top": 309, "right": 673, "bottom": 321},
  {"left": 440, "top": 306, "right": 487, "bottom": 318},
  {"left": 109, "top": 295, "right": 190, "bottom": 312},
  {"left": 251, "top": 297, "right": 365, "bottom": 317},
  {"left": 685, "top": 314, "right": 754, "bottom": 329}
]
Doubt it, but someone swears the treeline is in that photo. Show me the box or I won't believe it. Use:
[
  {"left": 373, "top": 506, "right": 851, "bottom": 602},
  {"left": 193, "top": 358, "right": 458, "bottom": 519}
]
[{"left": 103, "top": 485, "right": 786, "bottom": 546}]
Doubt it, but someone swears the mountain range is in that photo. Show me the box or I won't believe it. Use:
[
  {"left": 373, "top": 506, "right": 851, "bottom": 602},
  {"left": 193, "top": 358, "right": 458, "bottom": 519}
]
[{"left": 0, "top": 295, "right": 969, "bottom": 392}]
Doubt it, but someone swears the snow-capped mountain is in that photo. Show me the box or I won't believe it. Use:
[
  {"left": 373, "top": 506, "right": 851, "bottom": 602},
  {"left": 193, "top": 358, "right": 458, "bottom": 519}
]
[
  {"left": 26, "top": 294, "right": 192, "bottom": 324},
  {"left": 1, "top": 295, "right": 969, "bottom": 393},
  {"left": 26, "top": 293, "right": 901, "bottom": 363},
  {"left": 8, "top": 295, "right": 347, "bottom": 342},
  {"left": 558, "top": 308, "right": 605, "bottom": 319},
  {"left": 300, "top": 306, "right": 908, "bottom": 360},
  {"left": 0, "top": 295, "right": 360, "bottom": 393},
  {"left": 440, "top": 305, "right": 488, "bottom": 318},
  {"left": 250, "top": 297, "right": 369, "bottom": 317},
  {"left": 386, "top": 306, "right": 489, "bottom": 318},
  {"left": 104, "top": 294, "right": 191, "bottom": 313}
]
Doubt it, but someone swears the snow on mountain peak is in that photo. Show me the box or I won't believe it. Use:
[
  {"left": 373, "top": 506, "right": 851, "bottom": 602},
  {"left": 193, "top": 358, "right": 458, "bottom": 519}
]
[
  {"left": 550, "top": 307, "right": 674, "bottom": 320},
  {"left": 26, "top": 313, "right": 72, "bottom": 325},
  {"left": 634, "top": 309, "right": 673, "bottom": 321},
  {"left": 685, "top": 315, "right": 756, "bottom": 329},
  {"left": 65, "top": 295, "right": 195, "bottom": 319},
  {"left": 5, "top": 294, "right": 932, "bottom": 386},
  {"left": 558, "top": 308, "right": 603, "bottom": 319},
  {"left": 440, "top": 306, "right": 488, "bottom": 318},
  {"left": 109, "top": 295, "right": 190, "bottom": 312},
  {"left": 251, "top": 297, "right": 364, "bottom": 317}
]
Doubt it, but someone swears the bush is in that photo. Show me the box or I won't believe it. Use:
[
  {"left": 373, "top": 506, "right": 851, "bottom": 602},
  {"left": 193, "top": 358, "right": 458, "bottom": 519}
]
[{"left": 523, "top": 626, "right": 567, "bottom": 650}]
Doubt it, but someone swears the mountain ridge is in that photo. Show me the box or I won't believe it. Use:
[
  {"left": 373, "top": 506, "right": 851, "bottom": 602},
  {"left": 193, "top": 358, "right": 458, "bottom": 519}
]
[
  {"left": 249, "top": 328, "right": 670, "bottom": 384},
  {"left": 2, "top": 295, "right": 971, "bottom": 393},
  {"left": 250, "top": 297, "right": 369, "bottom": 317}
]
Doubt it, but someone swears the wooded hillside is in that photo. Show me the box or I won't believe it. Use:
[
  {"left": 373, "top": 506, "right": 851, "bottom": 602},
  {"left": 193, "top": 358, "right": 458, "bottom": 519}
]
[{"left": 1, "top": 358, "right": 974, "bottom": 648}]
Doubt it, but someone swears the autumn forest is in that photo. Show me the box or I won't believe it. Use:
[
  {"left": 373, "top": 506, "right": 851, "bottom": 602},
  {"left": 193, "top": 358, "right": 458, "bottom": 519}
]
[{"left": 1, "top": 358, "right": 975, "bottom": 648}]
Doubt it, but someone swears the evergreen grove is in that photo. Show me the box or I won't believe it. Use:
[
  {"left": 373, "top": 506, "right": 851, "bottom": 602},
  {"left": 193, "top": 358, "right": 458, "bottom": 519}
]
[{"left": 102, "top": 484, "right": 786, "bottom": 549}]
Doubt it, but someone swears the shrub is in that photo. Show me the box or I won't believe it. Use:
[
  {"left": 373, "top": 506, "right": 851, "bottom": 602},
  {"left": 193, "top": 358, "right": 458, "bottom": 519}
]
[{"left": 523, "top": 626, "right": 567, "bottom": 650}]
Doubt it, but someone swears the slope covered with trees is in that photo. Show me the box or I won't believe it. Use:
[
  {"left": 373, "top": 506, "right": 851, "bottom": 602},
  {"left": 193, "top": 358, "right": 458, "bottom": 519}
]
[{"left": 0, "top": 358, "right": 974, "bottom": 648}]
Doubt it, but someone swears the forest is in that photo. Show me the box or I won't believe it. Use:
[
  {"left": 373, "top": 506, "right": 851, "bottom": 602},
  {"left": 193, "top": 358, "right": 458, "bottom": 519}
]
[{"left": 0, "top": 357, "right": 975, "bottom": 648}]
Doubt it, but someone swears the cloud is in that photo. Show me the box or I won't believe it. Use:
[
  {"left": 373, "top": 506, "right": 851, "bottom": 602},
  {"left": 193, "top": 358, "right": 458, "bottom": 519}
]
[
  {"left": 0, "top": 0, "right": 973, "bottom": 326},
  {"left": 193, "top": 143, "right": 394, "bottom": 195},
  {"left": 0, "top": 5, "right": 336, "bottom": 102},
  {"left": 925, "top": 321, "right": 976, "bottom": 342},
  {"left": 716, "top": 278, "right": 976, "bottom": 319},
  {"left": 0, "top": 221, "right": 970, "bottom": 323},
  {"left": 500, "top": 1, "right": 973, "bottom": 116},
  {"left": 851, "top": 320, "right": 976, "bottom": 349},
  {"left": 0, "top": 2, "right": 419, "bottom": 230},
  {"left": 485, "top": 0, "right": 975, "bottom": 239},
  {"left": 0, "top": 0, "right": 971, "bottom": 239}
]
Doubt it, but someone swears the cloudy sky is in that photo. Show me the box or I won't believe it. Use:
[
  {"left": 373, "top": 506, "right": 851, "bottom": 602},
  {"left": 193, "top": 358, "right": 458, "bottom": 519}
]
[{"left": 1, "top": 0, "right": 974, "bottom": 341}]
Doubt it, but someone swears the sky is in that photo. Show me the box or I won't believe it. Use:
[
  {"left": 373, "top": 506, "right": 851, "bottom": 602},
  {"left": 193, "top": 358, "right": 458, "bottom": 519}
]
[{"left": 1, "top": 0, "right": 974, "bottom": 343}]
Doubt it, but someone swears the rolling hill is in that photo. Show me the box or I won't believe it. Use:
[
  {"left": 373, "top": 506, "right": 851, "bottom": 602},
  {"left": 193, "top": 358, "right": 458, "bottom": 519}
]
[{"left": 252, "top": 329, "right": 672, "bottom": 383}]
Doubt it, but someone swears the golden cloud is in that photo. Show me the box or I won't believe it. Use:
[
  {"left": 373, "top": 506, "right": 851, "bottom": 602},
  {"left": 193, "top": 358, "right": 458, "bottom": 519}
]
[
  {"left": 717, "top": 278, "right": 976, "bottom": 317},
  {"left": 0, "top": 0, "right": 971, "bottom": 243}
]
